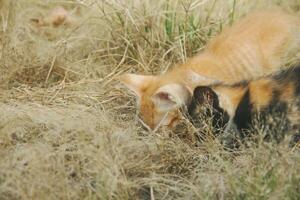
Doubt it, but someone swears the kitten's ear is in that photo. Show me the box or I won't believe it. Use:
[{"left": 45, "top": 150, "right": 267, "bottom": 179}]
[
  {"left": 118, "top": 74, "right": 154, "bottom": 97},
  {"left": 184, "top": 69, "right": 219, "bottom": 90},
  {"left": 192, "top": 86, "right": 219, "bottom": 106},
  {"left": 152, "top": 84, "right": 191, "bottom": 112}
]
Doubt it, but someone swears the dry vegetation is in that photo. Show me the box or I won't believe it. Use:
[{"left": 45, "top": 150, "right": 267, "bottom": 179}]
[{"left": 0, "top": 0, "right": 300, "bottom": 199}]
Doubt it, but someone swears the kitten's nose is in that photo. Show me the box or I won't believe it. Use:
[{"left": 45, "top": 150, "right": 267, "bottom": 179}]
[{"left": 137, "top": 117, "right": 154, "bottom": 131}]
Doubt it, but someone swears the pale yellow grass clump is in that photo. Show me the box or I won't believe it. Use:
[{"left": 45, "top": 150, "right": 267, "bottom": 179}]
[{"left": 0, "top": 0, "right": 300, "bottom": 199}]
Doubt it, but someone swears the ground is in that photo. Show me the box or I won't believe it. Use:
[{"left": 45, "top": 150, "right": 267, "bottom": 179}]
[{"left": 0, "top": 0, "right": 300, "bottom": 199}]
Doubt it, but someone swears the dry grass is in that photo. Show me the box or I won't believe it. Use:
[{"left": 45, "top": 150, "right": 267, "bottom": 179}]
[{"left": 0, "top": 0, "right": 300, "bottom": 199}]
